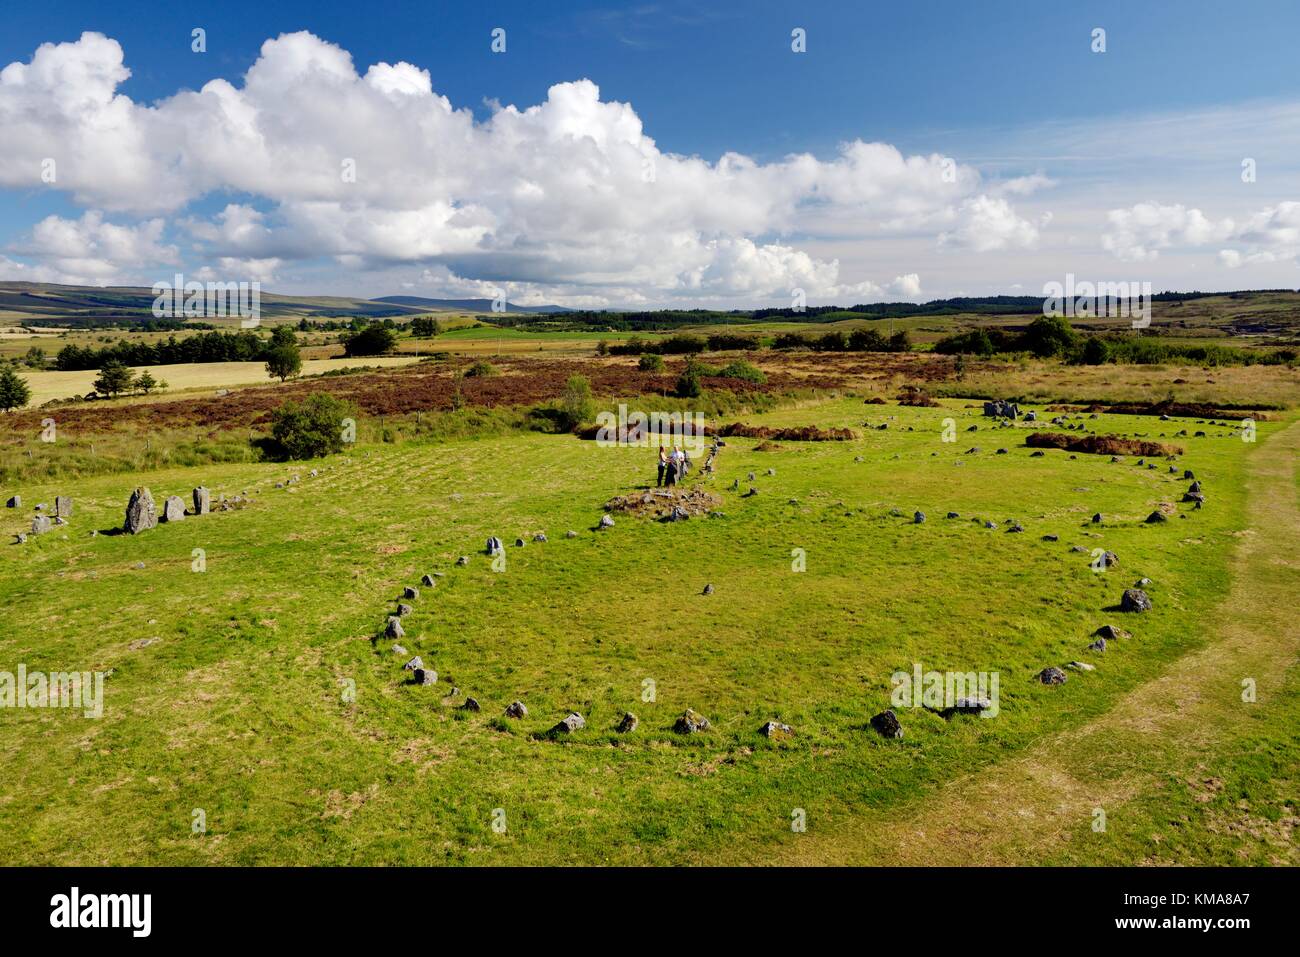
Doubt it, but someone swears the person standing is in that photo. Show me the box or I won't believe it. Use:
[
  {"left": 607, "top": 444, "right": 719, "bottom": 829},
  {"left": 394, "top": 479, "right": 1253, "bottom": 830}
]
[{"left": 657, "top": 446, "right": 668, "bottom": 487}]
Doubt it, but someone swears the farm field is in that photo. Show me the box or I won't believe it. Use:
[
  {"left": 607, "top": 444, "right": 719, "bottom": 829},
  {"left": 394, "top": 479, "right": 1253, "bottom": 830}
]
[
  {"left": 2, "top": 379, "right": 1296, "bottom": 865},
  {"left": 17, "top": 356, "right": 425, "bottom": 405}
]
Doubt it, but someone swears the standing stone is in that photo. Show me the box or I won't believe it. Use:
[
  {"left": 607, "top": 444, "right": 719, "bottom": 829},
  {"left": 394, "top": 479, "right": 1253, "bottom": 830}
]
[
  {"left": 396, "top": 603, "right": 413, "bottom": 617},
  {"left": 402, "top": 586, "right": 419, "bottom": 600},
  {"left": 124, "top": 487, "right": 158, "bottom": 534},
  {"left": 31, "top": 515, "right": 51, "bottom": 535},
  {"left": 462, "top": 697, "right": 482, "bottom": 712},
  {"left": 403, "top": 656, "right": 424, "bottom": 672},
  {"left": 193, "top": 486, "right": 211, "bottom": 515},
  {"left": 420, "top": 574, "right": 435, "bottom": 587},
  {"left": 386, "top": 617, "right": 405, "bottom": 639},
  {"left": 599, "top": 514, "right": 615, "bottom": 529},
  {"left": 485, "top": 536, "right": 503, "bottom": 555},
  {"left": 414, "top": 668, "right": 437, "bottom": 686},
  {"left": 913, "top": 511, "right": 926, "bottom": 524},
  {"left": 504, "top": 701, "right": 528, "bottom": 719},
  {"left": 5, "top": 495, "right": 18, "bottom": 509},
  {"left": 616, "top": 712, "right": 639, "bottom": 733},
  {"left": 702, "top": 583, "right": 714, "bottom": 595},
  {"left": 161, "top": 496, "right": 186, "bottom": 523},
  {"left": 54, "top": 496, "right": 72, "bottom": 518}
]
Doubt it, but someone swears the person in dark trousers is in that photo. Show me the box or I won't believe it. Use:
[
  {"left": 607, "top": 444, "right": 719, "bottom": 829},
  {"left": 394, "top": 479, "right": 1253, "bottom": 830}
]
[{"left": 657, "top": 446, "right": 668, "bottom": 487}]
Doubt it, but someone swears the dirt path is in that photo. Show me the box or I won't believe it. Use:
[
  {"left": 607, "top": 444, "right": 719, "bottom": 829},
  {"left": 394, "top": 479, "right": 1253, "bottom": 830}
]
[{"left": 765, "top": 419, "right": 1300, "bottom": 865}]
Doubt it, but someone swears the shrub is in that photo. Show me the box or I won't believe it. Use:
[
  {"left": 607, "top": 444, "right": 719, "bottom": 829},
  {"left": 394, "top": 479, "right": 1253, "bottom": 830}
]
[
  {"left": 814, "top": 331, "right": 848, "bottom": 352},
  {"left": 706, "top": 332, "right": 760, "bottom": 351},
  {"left": 558, "top": 375, "right": 596, "bottom": 431},
  {"left": 657, "top": 334, "right": 707, "bottom": 355},
  {"left": 675, "top": 359, "right": 703, "bottom": 398},
  {"left": 609, "top": 336, "right": 646, "bottom": 356},
  {"left": 269, "top": 392, "right": 356, "bottom": 460},
  {"left": 638, "top": 353, "right": 665, "bottom": 372},
  {"left": 848, "top": 327, "right": 887, "bottom": 351},
  {"left": 1021, "top": 315, "right": 1078, "bottom": 358},
  {"left": 1081, "top": 336, "right": 1111, "bottom": 365},
  {"left": 716, "top": 360, "right": 766, "bottom": 384},
  {"left": 464, "top": 359, "right": 498, "bottom": 378},
  {"left": 773, "top": 332, "right": 812, "bottom": 350},
  {"left": 933, "top": 329, "right": 996, "bottom": 356}
]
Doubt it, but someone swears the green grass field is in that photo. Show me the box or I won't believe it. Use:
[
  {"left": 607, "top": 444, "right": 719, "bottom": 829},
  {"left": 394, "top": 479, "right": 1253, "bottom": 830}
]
[{"left": 2, "top": 392, "right": 1295, "bottom": 865}]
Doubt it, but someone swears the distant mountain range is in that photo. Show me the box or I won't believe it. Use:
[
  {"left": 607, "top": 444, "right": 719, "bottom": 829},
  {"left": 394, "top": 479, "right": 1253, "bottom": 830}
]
[
  {"left": 372, "top": 295, "right": 572, "bottom": 314},
  {"left": 0, "top": 282, "right": 573, "bottom": 323}
]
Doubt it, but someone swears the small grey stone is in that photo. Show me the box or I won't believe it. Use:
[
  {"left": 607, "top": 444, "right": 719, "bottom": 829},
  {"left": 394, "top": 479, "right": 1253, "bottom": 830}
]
[
  {"left": 402, "top": 586, "right": 419, "bottom": 600},
  {"left": 550, "top": 711, "right": 584, "bottom": 734},
  {"left": 1094, "top": 624, "right": 1131, "bottom": 641},
  {"left": 420, "top": 574, "right": 435, "bottom": 587},
  {"left": 673, "top": 708, "right": 711, "bottom": 734},
  {"left": 403, "top": 655, "right": 423, "bottom": 672},
  {"left": 1121, "top": 588, "right": 1153, "bottom": 613},
  {"left": 759, "top": 721, "right": 794, "bottom": 740},
  {"left": 870, "top": 709, "right": 904, "bottom": 739},
  {"left": 504, "top": 700, "right": 528, "bottom": 719},
  {"left": 1037, "top": 666, "right": 1068, "bottom": 685},
  {"left": 599, "top": 514, "right": 615, "bottom": 529},
  {"left": 386, "top": 617, "right": 405, "bottom": 639},
  {"left": 396, "top": 603, "right": 413, "bottom": 617},
  {"left": 616, "top": 712, "right": 639, "bottom": 733}
]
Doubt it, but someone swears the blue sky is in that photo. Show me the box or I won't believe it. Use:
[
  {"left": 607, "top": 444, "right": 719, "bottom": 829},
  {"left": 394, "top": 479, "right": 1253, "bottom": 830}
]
[{"left": 2, "top": 0, "right": 1298, "bottom": 305}]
